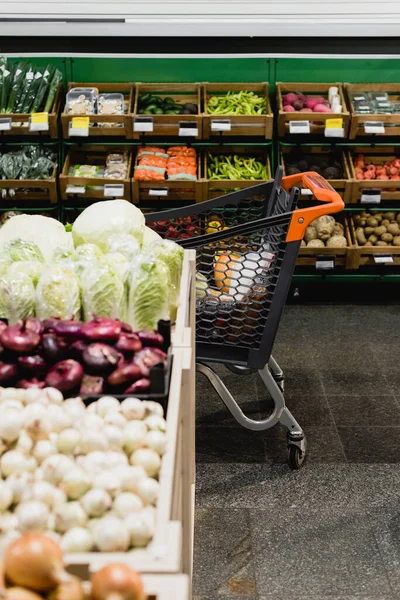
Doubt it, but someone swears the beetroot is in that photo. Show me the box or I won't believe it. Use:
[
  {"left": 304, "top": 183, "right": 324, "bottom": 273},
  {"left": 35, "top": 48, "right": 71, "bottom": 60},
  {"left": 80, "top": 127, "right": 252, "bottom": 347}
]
[
  {"left": 136, "top": 330, "right": 164, "bottom": 348},
  {"left": 24, "top": 318, "right": 43, "bottom": 335},
  {"left": 42, "top": 318, "right": 61, "bottom": 332},
  {"left": 134, "top": 348, "right": 167, "bottom": 377},
  {"left": 69, "top": 340, "right": 87, "bottom": 359},
  {"left": 45, "top": 359, "right": 84, "bottom": 392},
  {"left": 1, "top": 321, "right": 41, "bottom": 354},
  {"left": 42, "top": 334, "right": 68, "bottom": 364}
]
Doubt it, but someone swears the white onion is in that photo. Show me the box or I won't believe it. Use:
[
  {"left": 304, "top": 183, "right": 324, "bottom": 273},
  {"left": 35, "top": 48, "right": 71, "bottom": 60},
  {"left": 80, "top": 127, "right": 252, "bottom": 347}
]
[
  {"left": 145, "top": 430, "right": 166, "bottom": 456},
  {"left": 34, "top": 467, "right": 44, "bottom": 480},
  {"left": 0, "top": 399, "right": 23, "bottom": 412},
  {"left": 21, "top": 480, "right": 54, "bottom": 507},
  {"left": 0, "top": 511, "right": 18, "bottom": 533},
  {"left": 0, "top": 410, "right": 22, "bottom": 443},
  {"left": 55, "top": 501, "right": 87, "bottom": 533},
  {"left": 125, "top": 514, "right": 153, "bottom": 547},
  {"left": 47, "top": 512, "right": 56, "bottom": 530},
  {"left": 80, "top": 414, "right": 104, "bottom": 432},
  {"left": 47, "top": 405, "right": 72, "bottom": 432},
  {"left": 130, "top": 448, "right": 161, "bottom": 477},
  {"left": 113, "top": 492, "right": 143, "bottom": 518},
  {"left": 25, "top": 413, "right": 52, "bottom": 441},
  {"left": 1, "top": 450, "right": 31, "bottom": 476},
  {"left": 79, "top": 430, "right": 108, "bottom": 454},
  {"left": 23, "top": 402, "right": 47, "bottom": 421},
  {"left": 87, "top": 517, "right": 100, "bottom": 534},
  {"left": 93, "top": 471, "right": 121, "bottom": 498},
  {"left": 41, "top": 454, "right": 74, "bottom": 484},
  {"left": 5, "top": 472, "right": 34, "bottom": 502},
  {"left": 120, "top": 398, "right": 145, "bottom": 421},
  {"left": 80, "top": 451, "right": 107, "bottom": 474},
  {"left": 0, "top": 530, "right": 20, "bottom": 552},
  {"left": 122, "top": 421, "right": 147, "bottom": 454},
  {"left": 23, "top": 389, "right": 44, "bottom": 404},
  {"left": 103, "top": 425, "right": 123, "bottom": 450},
  {"left": 44, "top": 387, "right": 64, "bottom": 405},
  {"left": 143, "top": 401, "right": 164, "bottom": 418},
  {"left": 57, "top": 428, "right": 80, "bottom": 454},
  {"left": 144, "top": 415, "right": 166, "bottom": 432},
  {"left": 104, "top": 451, "right": 128, "bottom": 469},
  {"left": 94, "top": 515, "right": 130, "bottom": 552},
  {"left": 81, "top": 488, "right": 112, "bottom": 517},
  {"left": 16, "top": 430, "right": 34, "bottom": 454},
  {"left": 60, "top": 526, "right": 93, "bottom": 553},
  {"left": 16, "top": 500, "right": 49, "bottom": 531},
  {"left": 44, "top": 530, "right": 61, "bottom": 544},
  {"left": 136, "top": 477, "right": 160, "bottom": 505},
  {"left": 0, "top": 481, "right": 13, "bottom": 510},
  {"left": 142, "top": 505, "right": 156, "bottom": 530},
  {"left": 87, "top": 402, "right": 97, "bottom": 414},
  {"left": 114, "top": 465, "right": 147, "bottom": 494},
  {"left": 63, "top": 398, "right": 86, "bottom": 419},
  {"left": 33, "top": 439, "right": 57, "bottom": 464},
  {"left": 103, "top": 412, "right": 127, "bottom": 428},
  {"left": 62, "top": 467, "right": 91, "bottom": 499},
  {"left": 52, "top": 487, "right": 67, "bottom": 508},
  {"left": 96, "top": 396, "right": 121, "bottom": 417}
]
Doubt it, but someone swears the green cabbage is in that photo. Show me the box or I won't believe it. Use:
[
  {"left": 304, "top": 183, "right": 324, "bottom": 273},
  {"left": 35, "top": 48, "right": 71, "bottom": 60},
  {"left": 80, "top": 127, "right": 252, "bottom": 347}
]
[
  {"left": 7, "top": 261, "right": 43, "bottom": 287},
  {"left": 100, "top": 252, "right": 129, "bottom": 283},
  {"left": 142, "top": 226, "right": 162, "bottom": 248},
  {"left": 127, "top": 256, "right": 169, "bottom": 331},
  {"left": 106, "top": 234, "right": 140, "bottom": 260},
  {"left": 3, "top": 239, "right": 45, "bottom": 263},
  {"left": 36, "top": 266, "right": 81, "bottom": 320},
  {"left": 149, "top": 240, "right": 183, "bottom": 320},
  {"left": 0, "top": 259, "right": 10, "bottom": 278},
  {"left": 0, "top": 272, "right": 35, "bottom": 324},
  {"left": 52, "top": 247, "right": 77, "bottom": 263},
  {"left": 75, "top": 243, "right": 103, "bottom": 262},
  {"left": 82, "top": 263, "right": 126, "bottom": 321}
]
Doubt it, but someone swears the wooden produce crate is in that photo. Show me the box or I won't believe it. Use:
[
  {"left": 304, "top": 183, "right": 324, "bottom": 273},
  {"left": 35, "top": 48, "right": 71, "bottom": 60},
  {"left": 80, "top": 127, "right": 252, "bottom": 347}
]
[
  {"left": 297, "top": 215, "right": 351, "bottom": 269},
  {"left": 346, "top": 83, "right": 400, "bottom": 139},
  {"left": 347, "top": 146, "right": 400, "bottom": 204},
  {"left": 133, "top": 83, "right": 202, "bottom": 140},
  {"left": 280, "top": 145, "right": 352, "bottom": 203},
  {"left": 141, "top": 575, "right": 189, "bottom": 600},
  {"left": 203, "top": 145, "right": 271, "bottom": 201},
  {"left": 60, "top": 146, "right": 132, "bottom": 201},
  {"left": 62, "top": 83, "right": 134, "bottom": 139},
  {"left": 276, "top": 82, "right": 350, "bottom": 138},
  {"left": 132, "top": 149, "right": 202, "bottom": 204},
  {"left": 0, "top": 165, "right": 58, "bottom": 204},
  {"left": 347, "top": 214, "right": 400, "bottom": 268},
  {"left": 203, "top": 82, "right": 273, "bottom": 139}
]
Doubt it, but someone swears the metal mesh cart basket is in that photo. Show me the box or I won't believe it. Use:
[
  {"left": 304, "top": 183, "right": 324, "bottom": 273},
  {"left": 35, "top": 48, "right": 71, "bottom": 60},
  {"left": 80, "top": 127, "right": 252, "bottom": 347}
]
[{"left": 146, "top": 167, "right": 343, "bottom": 468}]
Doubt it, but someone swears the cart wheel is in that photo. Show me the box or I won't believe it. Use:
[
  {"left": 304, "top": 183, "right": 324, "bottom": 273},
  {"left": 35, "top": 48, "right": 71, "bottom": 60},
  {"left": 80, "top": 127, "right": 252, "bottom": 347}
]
[
  {"left": 288, "top": 443, "right": 306, "bottom": 470},
  {"left": 226, "top": 364, "right": 255, "bottom": 376}
]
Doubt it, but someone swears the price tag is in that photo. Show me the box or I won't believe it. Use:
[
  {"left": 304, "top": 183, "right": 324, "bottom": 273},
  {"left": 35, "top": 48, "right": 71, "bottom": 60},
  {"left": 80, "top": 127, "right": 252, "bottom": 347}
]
[
  {"left": 289, "top": 120, "right": 310, "bottom": 134},
  {"left": 300, "top": 188, "right": 313, "bottom": 196},
  {"left": 29, "top": 112, "right": 49, "bottom": 132},
  {"left": 324, "top": 118, "right": 344, "bottom": 138},
  {"left": 361, "top": 190, "right": 381, "bottom": 204},
  {"left": 66, "top": 185, "right": 86, "bottom": 194},
  {"left": 149, "top": 188, "right": 168, "bottom": 197},
  {"left": 0, "top": 118, "right": 12, "bottom": 131},
  {"left": 211, "top": 119, "right": 231, "bottom": 132},
  {"left": 373, "top": 254, "right": 394, "bottom": 264},
  {"left": 364, "top": 121, "right": 385, "bottom": 134},
  {"left": 179, "top": 121, "right": 198, "bottom": 137},
  {"left": 316, "top": 256, "right": 335, "bottom": 270},
  {"left": 134, "top": 117, "right": 153, "bottom": 133},
  {"left": 104, "top": 184, "right": 124, "bottom": 198},
  {"left": 69, "top": 117, "right": 89, "bottom": 137}
]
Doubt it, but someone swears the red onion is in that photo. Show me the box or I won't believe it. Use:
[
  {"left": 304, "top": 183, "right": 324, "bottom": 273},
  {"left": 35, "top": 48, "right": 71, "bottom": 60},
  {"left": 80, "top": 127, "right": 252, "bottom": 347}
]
[
  {"left": 82, "top": 343, "right": 120, "bottom": 375},
  {"left": 82, "top": 318, "right": 121, "bottom": 343},
  {"left": 24, "top": 318, "right": 43, "bottom": 335},
  {"left": 107, "top": 363, "right": 141, "bottom": 387},
  {"left": 18, "top": 354, "right": 47, "bottom": 375},
  {"left": 0, "top": 362, "right": 18, "bottom": 383},
  {"left": 42, "top": 334, "right": 68, "bottom": 364},
  {"left": 136, "top": 330, "right": 164, "bottom": 348},
  {"left": 80, "top": 375, "right": 104, "bottom": 395},
  {"left": 115, "top": 333, "right": 142, "bottom": 356},
  {"left": 119, "top": 321, "right": 133, "bottom": 333},
  {"left": 17, "top": 378, "right": 46, "bottom": 389},
  {"left": 53, "top": 320, "right": 83, "bottom": 341},
  {"left": 124, "top": 378, "right": 150, "bottom": 395},
  {"left": 1, "top": 321, "right": 41, "bottom": 354},
  {"left": 0, "top": 320, "right": 7, "bottom": 334},
  {"left": 69, "top": 340, "right": 87, "bottom": 359},
  {"left": 42, "top": 318, "right": 61, "bottom": 332},
  {"left": 45, "top": 359, "right": 84, "bottom": 392},
  {"left": 134, "top": 348, "right": 167, "bottom": 377}
]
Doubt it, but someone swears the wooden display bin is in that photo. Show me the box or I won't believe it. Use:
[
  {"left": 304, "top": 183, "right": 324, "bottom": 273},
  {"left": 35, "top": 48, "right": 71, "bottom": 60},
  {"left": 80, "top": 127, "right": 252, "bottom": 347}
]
[
  {"left": 276, "top": 82, "right": 350, "bottom": 138},
  {"left": 60, "top": 146, "right": 132, "bottom": 201},
  {"left": 0, "top": 84, "right": 62, "bottom": 139},
  {"left": 347, "top": 215, "right": 400, "bottom": 268},
  {"left": 203, "top": 145, "right": 271, "bottom": 201},
  {"left": 347, "top": 146, "right": 400, "bottom": 204},
  {"left": 297, "top": 215, "right": 351, "bottom": 268},
  {"left": 0, "top": 166, "right": 58, "bottom": 204},
  {"left": 62, "top": 83, "right": 134, "bottom": 139},
  {"left": 203, "top": 82, "right": 273, "bottom": 139},
  {"left": 346, "top": 83, "right": 400, "bottom": 139},
  {"left": 133, "top": 84, "right": 202, "bottom": 140},
  {"left": 280, "top": 145, "right": 352, "bottom": 203}
]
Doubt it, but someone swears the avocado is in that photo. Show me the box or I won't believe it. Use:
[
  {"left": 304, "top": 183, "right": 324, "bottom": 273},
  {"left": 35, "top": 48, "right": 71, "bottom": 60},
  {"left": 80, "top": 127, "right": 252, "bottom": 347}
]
[
  {"left": 183, "top": 102, "right": 198, "bottom": 114},
  {"left": 163, "top": 97, "right": 176, "bottom": 106}
]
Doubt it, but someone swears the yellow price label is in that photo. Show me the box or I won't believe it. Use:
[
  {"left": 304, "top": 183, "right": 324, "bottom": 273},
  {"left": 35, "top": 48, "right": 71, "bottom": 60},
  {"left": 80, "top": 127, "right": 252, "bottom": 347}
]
[
  {"left": 31, "top": 112, "right": 48, "bottom": 125},
  {"left": 71, "top": 117, "right": 90, "bottom": 129},
  {"left": 325, "top": 118, "right": 343, "bottom": 129}
]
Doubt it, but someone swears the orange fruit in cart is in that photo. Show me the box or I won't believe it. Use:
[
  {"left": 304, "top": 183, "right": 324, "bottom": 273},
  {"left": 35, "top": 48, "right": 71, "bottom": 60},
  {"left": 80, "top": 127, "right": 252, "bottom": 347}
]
[{"left": 214, "top": 252, "right": 241, "bottom": 293}]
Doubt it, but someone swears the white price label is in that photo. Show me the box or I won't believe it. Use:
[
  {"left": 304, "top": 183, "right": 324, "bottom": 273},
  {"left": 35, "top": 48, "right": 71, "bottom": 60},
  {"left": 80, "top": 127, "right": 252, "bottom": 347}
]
[
  {"left": 361, "top": 192, "right": 381, "bottom": 204},
  {"left": 289, "top": 120, "right": 310, "bottom": 134},
  {"left": 373, "top": 254, "right": 394, "bottom": 264},
  {"left": 0, "top": 118, "right": 12, "bottom": 131},
  {"left": 300, "top": 188, "right": 313, "bottom": 196},
  {"left": 66, "top": 185, "right": 86, "bottom": 194},
  {"left": 316, "top": 259, "right": 335, "bottom": 270},
  {"left": 104, "top": 184, "right": 124, "bottom": 198},
  {"left": 69, "top": 122, "right": 89, "bottom": 137},
  {"left": 211, "top": 119, "right": 231, "bottom": 132},
  {"left": 179, "top": 121, "right": 198, "bottom": 137},
  {"left": 324, "top": 127, "right": 345, "bottom": 138},
  {"left": 364, "top": 121, "right": 385, "bottom": 134},
  {"left": 149, "top": 188, "right": 169, "bottom": 197},
  {"left": 134, "top": 117, "right": 153, "bottom": 133}
]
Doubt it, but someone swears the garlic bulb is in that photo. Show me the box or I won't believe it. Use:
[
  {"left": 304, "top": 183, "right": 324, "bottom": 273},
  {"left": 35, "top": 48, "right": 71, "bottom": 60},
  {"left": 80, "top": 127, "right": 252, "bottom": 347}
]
[
  {"left": 0, "top": 410, "right": 23, "bottom": 443},
  {"left": 41, "top": 454, "right": 74, "bottom": 484},
  {"left": 103, "top": 412, "right": 127, "bottom": 428},
  {"left": 144, "top": 415, "right": 166, "bottom": 432},
  {"left": 122, "top": 421, "right": 147, "bottom": 454},
  {"left": 33, "top": 440, "right": 57, "bottom": 464},
  {"left": 120, "top": 398, "right": 145, "bottom": 421},
  {"left": 47, "top": 405, "right": 72, "bottom": 432},
  {"left": 62, "top": 468, "right": 91, "bottom": 500},
  {"left": 79, "top": 430, "right": 108, "bottom": 454},
  {"left": 94, "top": 515, "right": 130, "bottom": 552},
  {"left": 96, "top": 396, "right": 121, "bottom": 417},
  {"left": 60, "top": 526, "right": 93, "bottom": 553},
  {"left": 114, "top": 465, "right": 147, "bottom": 494},
  {"left": 1, "top": 450, "right": 31, "bottom": 476},
  {"left": 0, "top": 482, "right": 13, "bottom": 511},
  {"left": 16, "top": 500, "right": 49, "bottom": 531},
  {"left": 130, "top": 448, "right": 161, "bottom": 477},
  {"left": 81, "top": 488, "right": 112, "bottom": 518},
  {"left": 93, "top": 471, "right": 121, "bottom": 498},
  {"left": 136, "top": 477, "right": 160, "bottom": 505},
  {"left": 55, "top": 501, "right": 87, "bottom": 533},
  {"left": 144, "top": 430, "right": 166, "bottom": 456},
  {"left": 103, "top": 425, "right": 123, "bottom": 450},
  {"left": 57, "top": 428, "right": 80, "bottom": 454},
  {"left": 113, "top": 492, "right": 143, "bottom": 518},
  {"left": 125, "top": 513, "right": 153, "bottom": 547}
]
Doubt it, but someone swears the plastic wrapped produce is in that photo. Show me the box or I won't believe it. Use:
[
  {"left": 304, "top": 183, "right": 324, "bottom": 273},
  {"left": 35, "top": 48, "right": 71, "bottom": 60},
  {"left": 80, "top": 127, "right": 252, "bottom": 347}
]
[
  {"left": 127, "top": 256, "right": 170, "bottom": 331},
  {"left": 81, "top": 262, "right": 127, "bottom": 321},
  {"left": 149, "top": 240, "right": 184, "bottom": 319},
  {"left": 36, "top": 265, "right": 81, "bottom": 320},
  {"left": 0, "top": 272, "right": 35, "bottom": 323}
]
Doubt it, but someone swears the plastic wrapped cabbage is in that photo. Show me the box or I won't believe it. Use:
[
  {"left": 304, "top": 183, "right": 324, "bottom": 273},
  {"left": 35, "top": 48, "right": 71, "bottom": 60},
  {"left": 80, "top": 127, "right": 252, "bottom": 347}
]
[
  {"left": 142, "top": 226, "right": 162, "bottom": 248},
  {"left": 75, "top": 243, "right": 103, "bottom": 262},
  {"left": 106, "top": 234, "right": 140, "bottom": 260},
  {"left": 82, "top": 263, "right": 126, "bottom": 321},
  {"left": 127, "top": 256, "right": 170, "bottom": 331},
  {"left": 100, "top": 253, "right": 129, "bottom": 283},
  {"left": 36, "top": 266, "right": 81, "bottom": 320},
  {"left": 7, "top": 261, "right": 43, "bottom": 287},
  {"left": 3, "top": 239, "right": 45, "bottom": 263},
  {"left": 0, "top": 259, "right": 10, "bottom": 278},
  {"left": 149, "top": 240, "right": 184, "bottom": 320},
  {"left": 72, "top": 200, "right": 145, "bottom": 252},
  {"left": 0, "top": 272, "right": 35, "bottom": 324},
  {"left": 52, "top": 247, "right": 77, "bottom": 263}
]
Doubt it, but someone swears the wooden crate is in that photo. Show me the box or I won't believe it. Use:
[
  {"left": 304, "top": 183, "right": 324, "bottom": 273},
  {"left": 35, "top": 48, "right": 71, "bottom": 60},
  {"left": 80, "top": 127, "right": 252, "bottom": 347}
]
[
  {"left": 347, "top": 146, "right": 400, "bottom": 204},
  {"left": 347, "top": 215, "right": 400, "bottom": 269},
  {"left": 280, "top": 145, "right": 352, "bottom": 203},
  {"left": 62, "top": 83, "right": 134, "bottom": 139},
  {"left": 133, "top": 83, "right": 202, "bottom": 140},
  {"left": 346, "top": 83, "right": 400, "bottom": 139},
  {"left": 0, "top": 84, "right": 62, "bottom": 139},
  {"left": 203, "top": 82, "right": 273, "bottom": 139},
  {"left": 203, "top": 145, "right": 271, "bottom": 201},
  {"left": 71, "top": 573, "right": 189, "bottom": 600},
  {"left": 132, "top": 150, "right": 202, "bottom": 204},
  {"left": 59, "top": 146, "right": 132, "bottom": 201},
  {"left": 276, "top": 82, "right": 350, "bottom": 138},
  {"left": 0, "top": 166, "right": 58, "bottom": 204},
  {"left": 297, "top": 215, "right": 351, "bottom": 268}
]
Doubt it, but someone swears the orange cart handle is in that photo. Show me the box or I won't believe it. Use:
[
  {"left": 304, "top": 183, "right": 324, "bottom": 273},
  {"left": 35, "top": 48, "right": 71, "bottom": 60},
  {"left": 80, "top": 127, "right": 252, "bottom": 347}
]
[{"left": 282, "top": 171, "right": 344, "bottom": 242}]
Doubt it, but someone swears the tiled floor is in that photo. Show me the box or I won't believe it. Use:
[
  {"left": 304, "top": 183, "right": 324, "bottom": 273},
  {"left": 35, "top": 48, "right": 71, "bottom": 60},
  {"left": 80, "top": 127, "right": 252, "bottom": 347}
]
[{"left": 194, "top": 304, "right": 400, "bottom": 600}]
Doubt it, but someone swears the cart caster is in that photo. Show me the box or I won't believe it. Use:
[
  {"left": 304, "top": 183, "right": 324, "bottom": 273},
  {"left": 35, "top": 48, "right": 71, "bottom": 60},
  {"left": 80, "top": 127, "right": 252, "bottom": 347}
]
[
  {"left": 226, "top": 364, "right": 255, "bottom": 376},
  {"left": 287, "top": 435, "right": 307, "bottom": 470}
]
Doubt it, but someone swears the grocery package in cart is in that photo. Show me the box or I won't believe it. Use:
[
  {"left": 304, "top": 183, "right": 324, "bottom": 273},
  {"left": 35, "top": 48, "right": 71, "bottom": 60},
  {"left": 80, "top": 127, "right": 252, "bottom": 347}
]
[{"left": 146, "top": 167, "right": 344, "bottom": 468}]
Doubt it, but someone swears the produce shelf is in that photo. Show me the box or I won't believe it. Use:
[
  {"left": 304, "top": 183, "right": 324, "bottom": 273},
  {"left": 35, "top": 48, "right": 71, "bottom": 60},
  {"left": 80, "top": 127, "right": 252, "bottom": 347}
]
[
  {"left": 297, "top": 214, "right": 351, "bottom": 269},
  {"left": 346, "top": 83, "right": 400, "bottom": 139},
  {"left": 347, "top": 146, "right": 400, "bottom": 204},
  {"left": 347, "top": 213, "right": 400, "bottom": 269},
  {"left": 0, "top": 165, "right": 58, "bottom": 204}
]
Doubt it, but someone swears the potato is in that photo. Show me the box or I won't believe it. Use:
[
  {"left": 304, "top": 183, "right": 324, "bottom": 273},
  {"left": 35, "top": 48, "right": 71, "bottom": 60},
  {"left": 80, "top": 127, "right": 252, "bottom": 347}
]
[
  {"left": 360, "top": 219, "right": 367, "bottom": 227},
  {"left": 382, "top": 219, "right": 390, "bottom": 228},
  {"left": 367, "top": 217, "right": 378, "bottom": 227},
  {"left": 397, "top": 214, "right": 400, "bottom": 224},
  {"left": 387, "top": 223, "right": 400, "bottom": 236},
  {"left": 368, "top": 234, "right": 378, "bottom": 245},
  {"left": 333, "top": 222, "right": 344, "bottom": 236},
  {"left": 307, "top": 239, "right": 325, "bottom": 248},
  {"left": 364, "top": 227, "right": 374, "bottom": 236},
  {"left": 374, "top": 214, "right": 383, "bottom": 223},
  {"left": 374, "top": 225, "right": 387, "bottom": 237},
  {"left": 375, "top": 240, "right": 388, "bottom": 246},
  {"left": 383, "top": 212, "right": 395, "bottom": 221},
  {"left": 356, "top": 228, "right": 367, "bottom": 246},
  {"left": 364, "top": 241, "right": 373, "bottom": 246},
  {"left": 361, "top": 211, "right": 370, "bottom": 218},
  {"left": 315, "top": 215, "right": 335, "bottom": 240},
  {"left": 304, "top": 226, "right": 318, "bottom": 243},
  {"left": 393, "top": 236, "right": 400, "bottom": 246},
  {"left": 300, "top": 239, "right": 306, "bottom": 247},
  {"left": 381, "top": 233, "right": 393, "bottom": 243},
  {"left": 326, "top": 235, "right": 347, "bottom": 248}
]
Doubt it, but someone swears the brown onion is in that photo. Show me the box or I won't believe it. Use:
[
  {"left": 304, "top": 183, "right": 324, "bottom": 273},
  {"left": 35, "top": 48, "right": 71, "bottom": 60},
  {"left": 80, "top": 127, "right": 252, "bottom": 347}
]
[
  {"left": 47, "top": 577, "right": 85, "bottom": 600},
  {"left": 3, "top": 588, "right": 44, "bottom": 600},
  {"left": 90, "top": 564, "right": 145, "bottom": 600}
]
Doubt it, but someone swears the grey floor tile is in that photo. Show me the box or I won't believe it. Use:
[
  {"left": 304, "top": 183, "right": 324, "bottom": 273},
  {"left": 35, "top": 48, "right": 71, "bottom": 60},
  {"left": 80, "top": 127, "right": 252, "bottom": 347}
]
[
  {"left": 368, "top": 503, "right": 400, "bottom": 597},
  {"left": 328, "top": 395, "right": 400, "bottom": 426},
  {"left": 193, "top": 508, "right": 256, "bottom": 598},
  {"left": 257, "top": 365, "right": 325, "bottom": 397},
  {"left": 348, "top": 465, "right": 400, "bottom": 508},
  {"left": 338, "top": 426, "right": 400, "bottom": 463},
  {"left": 250, "top": 508, "right": 392, "bottom": 598},
  {"left": 196, "top": 426, "right": 266, "bottom": 463},
  {"left": 258, "top": 596, "right": 393, "bottom": 600},
  {"left": 263, "top": 425, "right": 346, "bottom": 464}
]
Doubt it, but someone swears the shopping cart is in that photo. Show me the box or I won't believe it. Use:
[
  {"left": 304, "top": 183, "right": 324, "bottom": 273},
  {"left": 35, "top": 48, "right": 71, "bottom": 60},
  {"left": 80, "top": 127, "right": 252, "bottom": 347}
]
[{"left": 146, "top": 166, "right": 344, "bottom": 468}]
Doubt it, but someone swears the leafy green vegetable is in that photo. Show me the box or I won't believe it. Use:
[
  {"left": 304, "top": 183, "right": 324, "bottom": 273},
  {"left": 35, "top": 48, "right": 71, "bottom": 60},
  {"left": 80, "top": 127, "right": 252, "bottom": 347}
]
[
  {"left": 149, "top": 240, "right": 183, "bottom": 319},
  {"left": 6, "top": 62, "right": 27, "bottom": 113},
  {"left": 128, "top": 256, "right": 169, "bottom": 331},
  {"left": 1, "top": 63, "right": 14, "bottom": 114},
  {"left": 0, "top": 272, "right": 35, "bottom": 324},
  {"left": 7, "top": 261, "right": 43, "bottom": 287},
  {"left": 100, "top": 252, "right": 129, "bottom": 283},
  {"left": 3, "top": 239, "right": 45, "bottom": 263},
  {"left": 82, "top": 263, "right": 126, "bottom": 321},
  {"left": 75, "top": 243, "right": 103, "bottom": 262},
  {"left": 44, "top": 69, "right": 62, "bottom": 113},
  {"left": 106, "top": 234, "right": 140, "bottom": 260},
  {"left": 36, "top": 266, "right": 81, "bottom": 320},
  {"left": 30, "top": 64, "right": 55, "bottom": 113}
]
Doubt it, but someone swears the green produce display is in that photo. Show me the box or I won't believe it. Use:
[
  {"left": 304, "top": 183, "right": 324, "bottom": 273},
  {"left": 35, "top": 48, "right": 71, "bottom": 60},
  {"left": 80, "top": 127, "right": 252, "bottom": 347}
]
[
  {"left": 0, "top": 146, "right": 56, "bottom": 199},
  {"left": 207, "top": 90, "right": 268, "bottom": 115},
  {"left": 207, "top": 153, "right": 269, "bottom": 181},
  {"left": 138, "top": 93, "right": 198, "bottom": 115}
]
